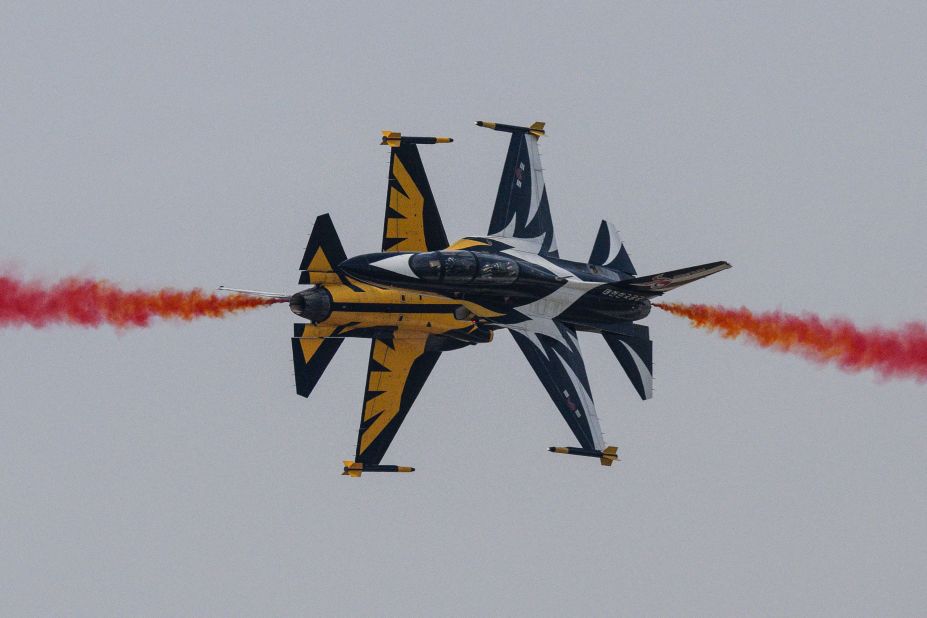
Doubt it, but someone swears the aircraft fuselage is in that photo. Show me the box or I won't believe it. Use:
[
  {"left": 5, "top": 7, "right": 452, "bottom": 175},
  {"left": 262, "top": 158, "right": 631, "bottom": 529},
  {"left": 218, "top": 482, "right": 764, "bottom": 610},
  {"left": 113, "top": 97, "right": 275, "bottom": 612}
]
[{"left": 339, "top": 240, "right": 652, "bottom": 334}]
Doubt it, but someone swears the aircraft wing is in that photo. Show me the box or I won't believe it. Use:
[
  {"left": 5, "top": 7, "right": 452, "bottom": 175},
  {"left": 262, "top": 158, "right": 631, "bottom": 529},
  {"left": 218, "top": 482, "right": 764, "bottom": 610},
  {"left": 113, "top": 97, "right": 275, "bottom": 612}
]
[
  {"left": 508, "top": 319, "right": 606, "bottom": 451},
  {"left": 478, "top": 121, "right": 558, "bottom": 256},
  {"left": 380, "top": 133, "right": 450, "bottom": 253},
  {"left": 347, "top": 335, "right": 441, "bottom": 473}
]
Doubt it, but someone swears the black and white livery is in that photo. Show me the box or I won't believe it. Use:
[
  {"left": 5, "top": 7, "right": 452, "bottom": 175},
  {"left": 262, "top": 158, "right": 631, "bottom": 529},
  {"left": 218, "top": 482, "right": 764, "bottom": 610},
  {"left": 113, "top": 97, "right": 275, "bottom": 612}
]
[{"left": 339, "top": 120, "right": 731, "bottom": 466}]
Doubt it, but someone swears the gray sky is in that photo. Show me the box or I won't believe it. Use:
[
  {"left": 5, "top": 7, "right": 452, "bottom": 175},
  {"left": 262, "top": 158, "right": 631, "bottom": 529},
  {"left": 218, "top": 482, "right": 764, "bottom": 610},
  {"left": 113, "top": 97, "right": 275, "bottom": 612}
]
[{"left": 2, "top": 2, "right": 926, "bottom": 616}]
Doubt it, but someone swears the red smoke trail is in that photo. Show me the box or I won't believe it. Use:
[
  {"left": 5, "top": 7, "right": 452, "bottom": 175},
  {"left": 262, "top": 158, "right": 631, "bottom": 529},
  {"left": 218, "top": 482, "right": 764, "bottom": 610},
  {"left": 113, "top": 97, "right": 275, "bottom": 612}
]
[
  {"left": 1, "top": 274, "right": 283, "bottom": 329},
  {"left": 654, "top": 302, "right": 927, "bottom": 382}
]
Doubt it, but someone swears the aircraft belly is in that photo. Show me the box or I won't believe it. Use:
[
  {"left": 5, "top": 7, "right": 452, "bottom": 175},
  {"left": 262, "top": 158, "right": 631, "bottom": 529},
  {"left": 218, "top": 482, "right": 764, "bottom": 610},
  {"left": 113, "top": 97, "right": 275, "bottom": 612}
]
[
  {"left": 294, "top": 282, "right": 476, "bottom": 337},
  {"left": 558, "top": 298, "right": 651, "bottom": 328},
  {"left": 513, "top": 279, "right": 604, "bottom": 320}
]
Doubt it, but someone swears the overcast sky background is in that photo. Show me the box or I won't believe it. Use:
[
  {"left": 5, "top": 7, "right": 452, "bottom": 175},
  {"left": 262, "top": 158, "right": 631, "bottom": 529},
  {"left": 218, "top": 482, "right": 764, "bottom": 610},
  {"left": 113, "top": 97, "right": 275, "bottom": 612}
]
[{"left": 2, "top": 2, "right": 926, "bottom": 616}]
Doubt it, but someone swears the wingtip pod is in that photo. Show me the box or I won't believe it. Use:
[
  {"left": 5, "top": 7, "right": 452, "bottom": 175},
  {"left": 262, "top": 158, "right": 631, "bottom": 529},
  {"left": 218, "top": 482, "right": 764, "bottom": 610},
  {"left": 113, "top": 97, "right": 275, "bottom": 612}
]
[
  {"left": 341, "top": 461, "right": 415, "bottom": 477},
  {"left": 342, "top": 461, "right": 363, "bottom": 478},
  {"left": 548, "top": 446, "right": 620, "bottom": 467},
  {"left": 600, "top": 445, "right": 620, "bottom": 467},
  {"left": 476, "top": 120, "right": 546, "bottom": 138},
  {"left": 380, "top": 131, "right": 453, "bottom": 147}
]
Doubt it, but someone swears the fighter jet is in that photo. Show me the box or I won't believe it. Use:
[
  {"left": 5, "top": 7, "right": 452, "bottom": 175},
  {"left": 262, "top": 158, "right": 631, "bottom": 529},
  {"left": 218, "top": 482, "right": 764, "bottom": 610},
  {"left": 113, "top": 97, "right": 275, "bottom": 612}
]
[{"left": 226, "top": 121, "right": 730, "bottom": 475}]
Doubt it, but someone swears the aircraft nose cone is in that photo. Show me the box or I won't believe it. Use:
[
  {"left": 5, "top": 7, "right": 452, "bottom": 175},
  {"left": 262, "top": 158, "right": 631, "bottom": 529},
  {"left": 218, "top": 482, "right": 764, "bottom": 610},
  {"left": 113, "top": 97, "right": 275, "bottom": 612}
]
[{"left": 338, "top": 255, "right": 370, "bottom": 280}]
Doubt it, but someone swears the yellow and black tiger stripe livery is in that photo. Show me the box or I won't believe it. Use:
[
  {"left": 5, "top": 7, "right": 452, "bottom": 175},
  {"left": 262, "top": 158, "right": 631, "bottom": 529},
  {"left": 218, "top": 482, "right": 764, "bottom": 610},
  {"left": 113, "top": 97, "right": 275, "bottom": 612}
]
[
  {"left": 290, "top": 276, "right": 491, "bottom": 399},
  {"left": 298, "top": 214, "right": 348, "bottom": 286},
  {"left": 286, "top": 142, "right": 500, "bottom": 474},
  {"left": 354, "top": 336, "right": 439, "bottom": 468},
  {"left": 381, "top": 132, "right": 450, "bottom": 253}
]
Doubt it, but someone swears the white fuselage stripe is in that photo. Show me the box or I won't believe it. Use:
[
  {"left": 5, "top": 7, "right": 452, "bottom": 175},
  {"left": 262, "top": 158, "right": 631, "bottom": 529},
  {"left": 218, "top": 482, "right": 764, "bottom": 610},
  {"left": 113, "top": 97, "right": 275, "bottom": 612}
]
[
  {"left": 502, "top": 249, "right": 606, "bottom": 320},
  {"left": 370, "top": 253, "right": 418, "bottom": 279}
]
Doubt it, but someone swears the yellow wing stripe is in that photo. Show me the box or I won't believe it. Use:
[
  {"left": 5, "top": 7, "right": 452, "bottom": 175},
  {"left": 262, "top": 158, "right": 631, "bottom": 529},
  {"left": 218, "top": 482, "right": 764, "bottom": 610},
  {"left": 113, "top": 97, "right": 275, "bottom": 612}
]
[
  {"left": 306, "top": 246, "right": 334, "bottom": 272},
  {"left": 384, "top": 154, "right": 429, "bottom": 252},
  {"left": 298, "top": 336, "right": 326, "bottom": 363},
  {"left": 359, "top": 337, "right": 427, "bottom": 455},
  {"left": 297, "top": 325, "right": 337, "bottom": 364}
]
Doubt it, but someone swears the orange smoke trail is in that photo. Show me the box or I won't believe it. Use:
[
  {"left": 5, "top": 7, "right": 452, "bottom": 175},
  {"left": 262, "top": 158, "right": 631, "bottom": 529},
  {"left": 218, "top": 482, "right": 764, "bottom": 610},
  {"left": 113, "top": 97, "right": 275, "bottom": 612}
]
[
  {"left": 1, "top": 273, "right": 283, "bottom": 329},
  {"left": 654, "top": 302, "right": 927, "bottom": 382}
]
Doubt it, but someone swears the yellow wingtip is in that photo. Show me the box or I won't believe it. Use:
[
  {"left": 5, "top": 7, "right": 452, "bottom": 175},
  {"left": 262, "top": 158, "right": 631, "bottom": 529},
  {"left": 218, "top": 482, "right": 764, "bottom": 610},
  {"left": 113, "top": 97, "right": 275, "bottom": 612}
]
[
  {"left": 600, "top": 445, "right": 620, "bottom": 466},
  {"left": 380, "top": 131, "right": 402, "bottom": 147},
  {"left": 342, "top": 460, "right": 363, "bottom": 477}
]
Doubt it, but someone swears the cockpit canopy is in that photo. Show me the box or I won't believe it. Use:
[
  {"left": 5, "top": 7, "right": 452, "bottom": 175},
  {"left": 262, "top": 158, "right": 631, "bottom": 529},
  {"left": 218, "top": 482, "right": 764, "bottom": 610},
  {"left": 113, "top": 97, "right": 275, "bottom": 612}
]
[{"left": 409, "top": 250, "right": 519, "bottom": 285}]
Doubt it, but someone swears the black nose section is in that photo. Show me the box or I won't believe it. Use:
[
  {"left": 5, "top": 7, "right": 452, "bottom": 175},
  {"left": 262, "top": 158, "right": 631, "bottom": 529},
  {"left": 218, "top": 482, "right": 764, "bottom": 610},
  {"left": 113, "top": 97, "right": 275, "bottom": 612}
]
[{"left": 338, "top": 255, "right": 369, "bottom": 280}]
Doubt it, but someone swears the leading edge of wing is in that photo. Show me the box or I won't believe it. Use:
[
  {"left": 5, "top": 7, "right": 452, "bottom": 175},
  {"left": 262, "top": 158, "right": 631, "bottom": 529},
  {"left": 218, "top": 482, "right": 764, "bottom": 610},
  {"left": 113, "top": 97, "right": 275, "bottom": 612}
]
[{"left": 507, "top": 319, "right": 605, "bottom": 451}]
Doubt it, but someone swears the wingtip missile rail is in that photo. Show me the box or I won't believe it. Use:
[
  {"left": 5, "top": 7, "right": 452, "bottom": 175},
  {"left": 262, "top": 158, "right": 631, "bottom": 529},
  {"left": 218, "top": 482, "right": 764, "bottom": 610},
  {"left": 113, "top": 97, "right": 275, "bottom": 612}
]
[
  {"left": 475, "top": 120, "right": 546, "bottom": 137},
  {"left": 342, "top": 461, "right": 416, "bottom": 477},
  {"left": 548, "top": 446, "right": 620, "bottom": 467},
  {"left": 380, "top": 131, "right": 453, "bottom": 147}
]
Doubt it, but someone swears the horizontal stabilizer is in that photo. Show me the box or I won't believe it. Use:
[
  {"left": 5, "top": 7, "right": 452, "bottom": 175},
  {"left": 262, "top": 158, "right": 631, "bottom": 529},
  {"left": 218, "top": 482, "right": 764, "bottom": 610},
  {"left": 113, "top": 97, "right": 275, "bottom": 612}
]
[
  {"left": 292, "top": 323, "right": 344, "bottom": 398},
  {"left": 549, "top": 445, "right": 620, "bottom": 467},
  {"left": 611, "top": 261, "right": 731, "bottom": 297},
  {"left": 342, "top": 460, "right": 415, "bottom": 477},
  {"left": 602, "top": 325, "right": 653, "bottom": 400},
  {"left": 299, "top": 214, "right": 348, "bottom": 285},
  {"left": 588, "top": 220, "right": 636, "bottom": 278}
]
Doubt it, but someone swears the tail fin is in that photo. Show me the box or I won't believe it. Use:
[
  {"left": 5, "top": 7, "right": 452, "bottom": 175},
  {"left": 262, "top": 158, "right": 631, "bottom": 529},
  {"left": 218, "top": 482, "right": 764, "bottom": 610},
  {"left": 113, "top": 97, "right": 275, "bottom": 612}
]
[
  {"left": 602, "top": 325, "right": 653, "bottom": 400},
  {"left": 298, "top": 214, "right": 348, "bottom": 285},
  {"left": 589, "top": 220, "right": 636, "bottom": 278},
  {"left": 611, "top": 261, "right": 731, "bottom": 297}
]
